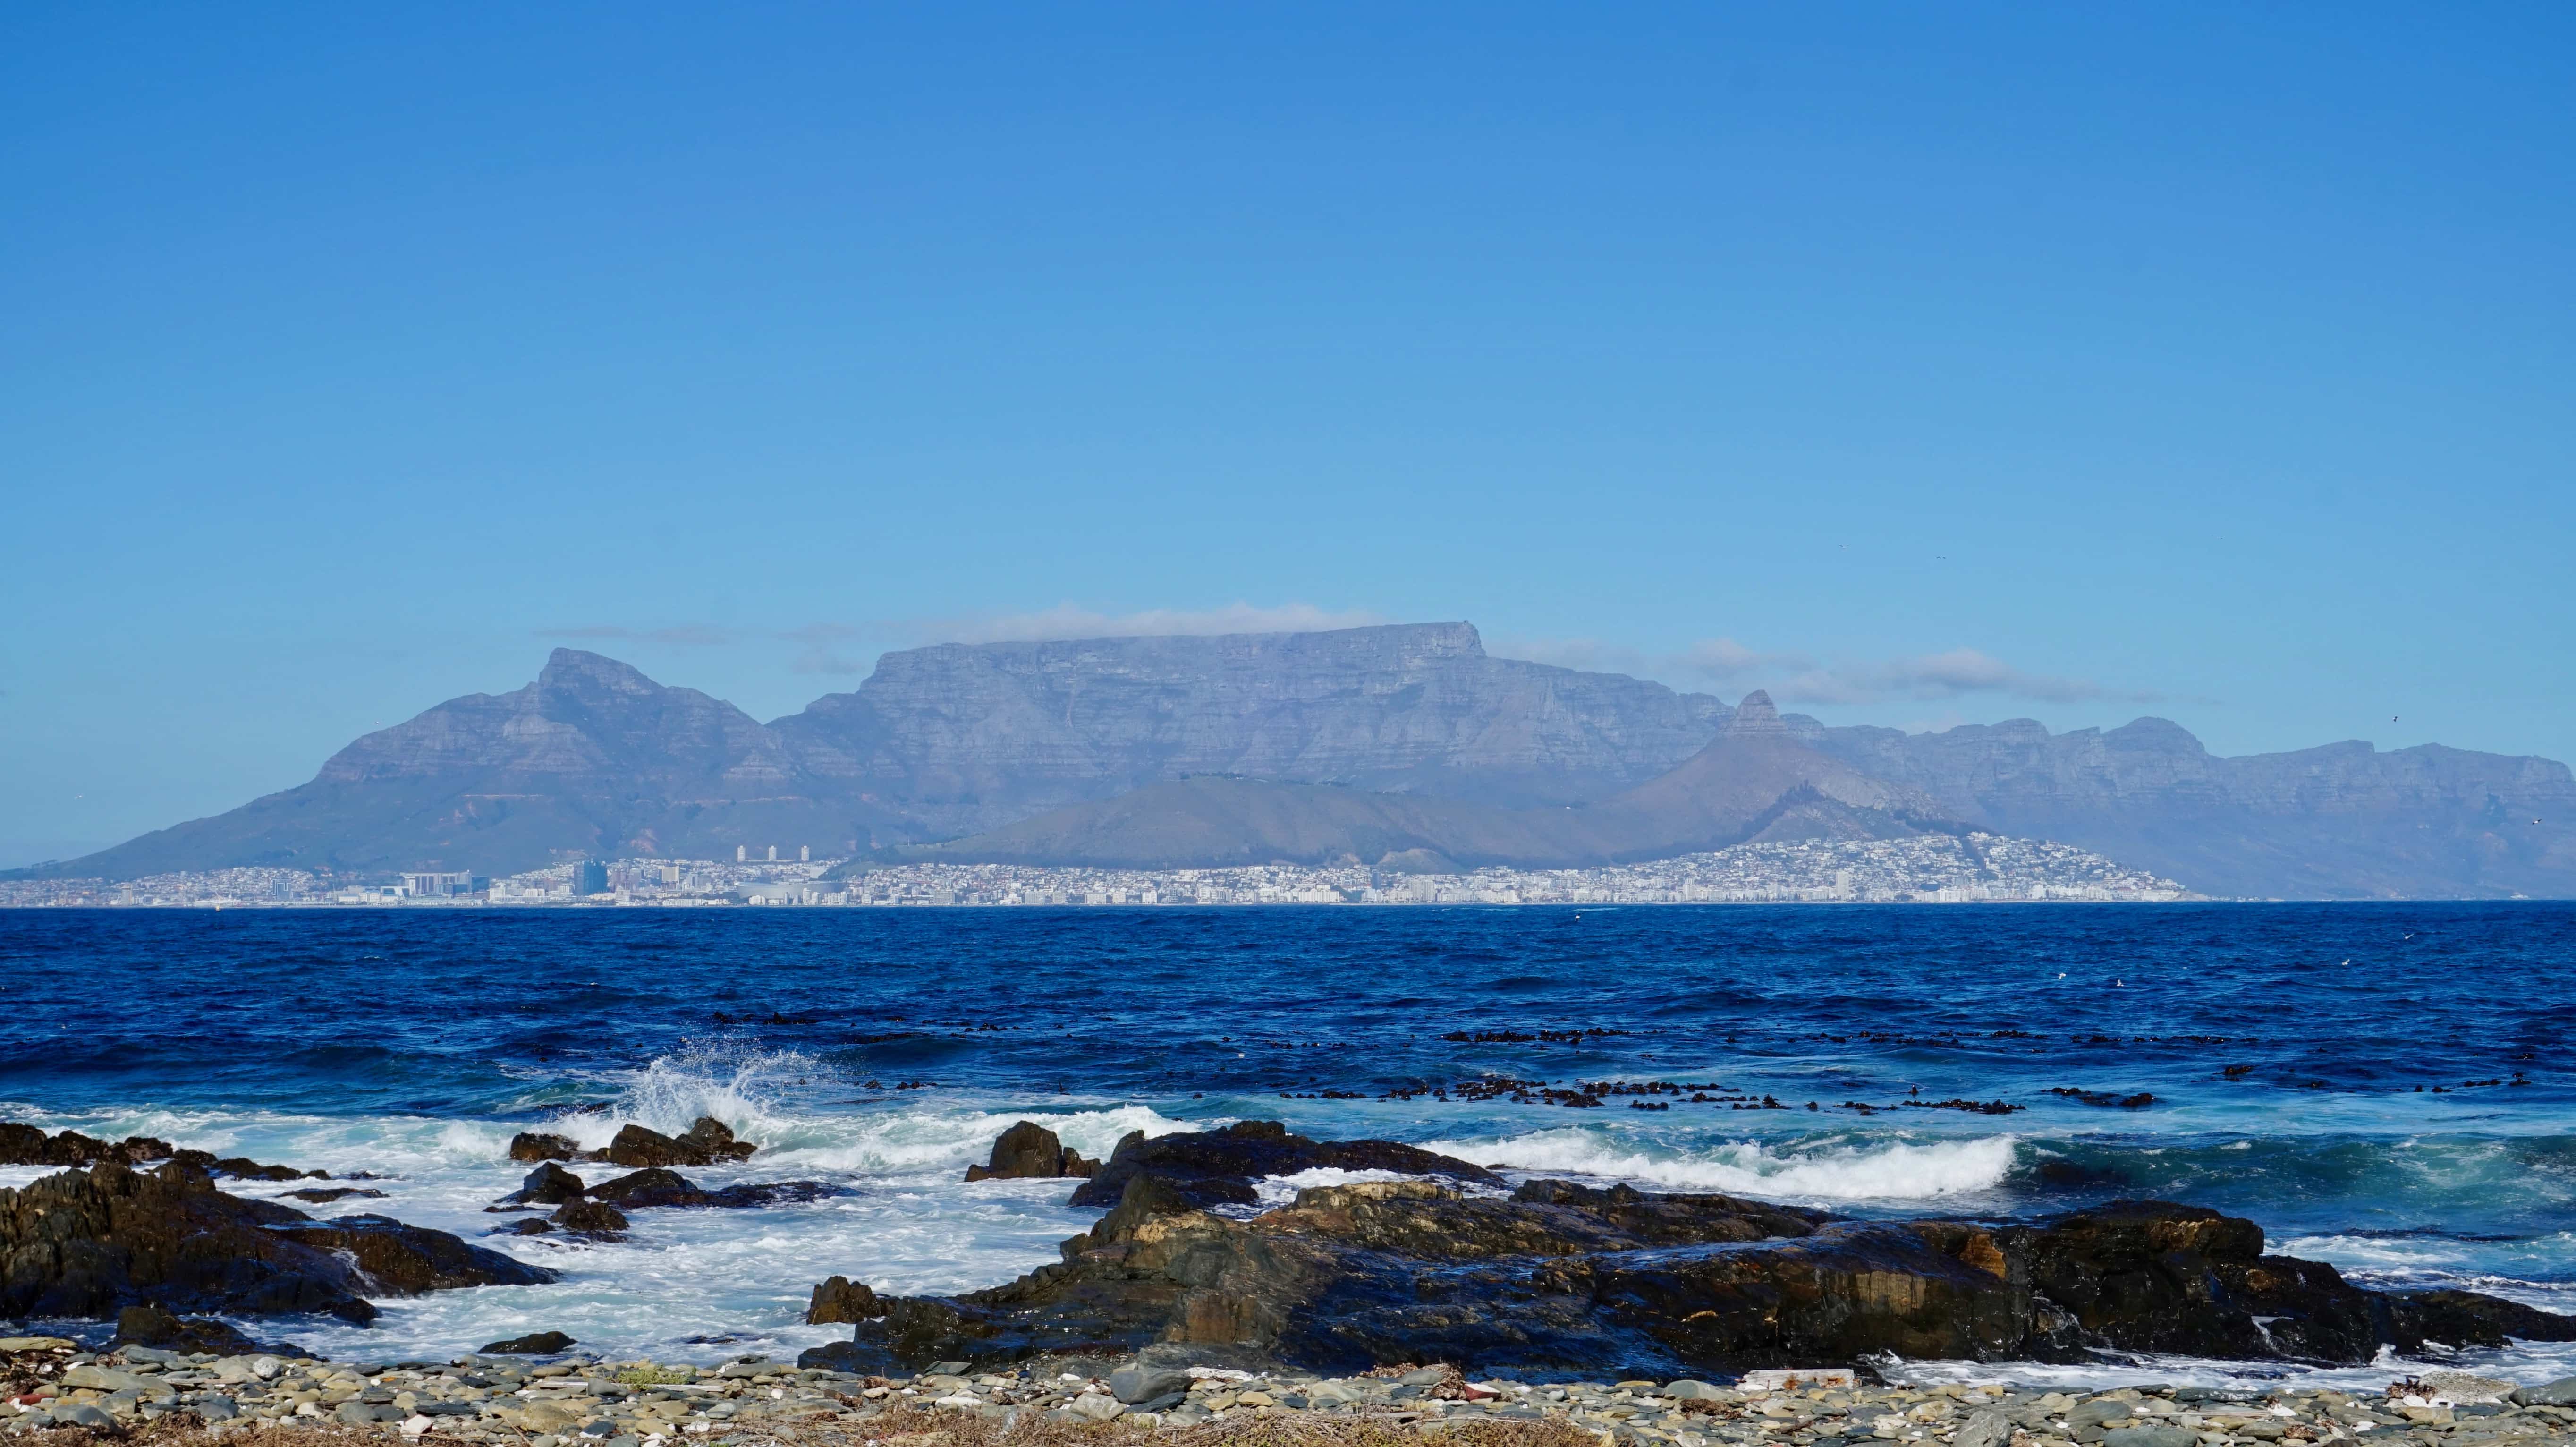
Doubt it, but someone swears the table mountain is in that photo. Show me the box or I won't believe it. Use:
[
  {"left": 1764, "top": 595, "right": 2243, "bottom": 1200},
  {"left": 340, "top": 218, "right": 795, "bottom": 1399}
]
[
  {"left": 852, "top": 692, "right": 1961, "bottom": 873},
  {"left": 771, "top": 622, "right": 1733, "bottom": 838}
]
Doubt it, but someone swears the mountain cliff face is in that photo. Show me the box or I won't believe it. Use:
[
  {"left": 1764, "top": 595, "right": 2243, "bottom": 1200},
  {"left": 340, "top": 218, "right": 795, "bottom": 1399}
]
[
  {"left": 1807, "top": 716, "right": 2576, "bottom": 899},
  {"left": 864, "top": 690, "right": 1960, "bottom": 874},
  {"left": 771, "top": 622, "right": 1732, "bottom": 836}
]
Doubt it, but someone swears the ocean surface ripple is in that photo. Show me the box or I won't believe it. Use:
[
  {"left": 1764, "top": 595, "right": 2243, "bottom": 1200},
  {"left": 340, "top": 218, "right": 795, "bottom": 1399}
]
[{"left": 1, "top": 902, "right": 2569, "bottom": 1386}]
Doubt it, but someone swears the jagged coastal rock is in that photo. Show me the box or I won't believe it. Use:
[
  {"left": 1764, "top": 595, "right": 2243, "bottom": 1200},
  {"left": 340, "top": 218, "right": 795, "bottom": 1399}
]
[
  {"left": 802, "top": 1125, "right": 2576, "bottom": 1380},
  {"left": 485, "top": 1152, "right": 843, "bottom": 1241},
  {"left": 0, "top": 1160, "right": 554, "bottom": 1325},
  {"left": 504, "top": 1117, "right": 756, "bottom": 1170},
  {"left": 961, "top": 1120, "right": 1099, "bottom": 1182},
  {"left": 1065, "top": 1119, "right": 1503, "bottom": 1209},
  {"left": 0, "top": 1124, "right": 319, "bottom": 1182}
]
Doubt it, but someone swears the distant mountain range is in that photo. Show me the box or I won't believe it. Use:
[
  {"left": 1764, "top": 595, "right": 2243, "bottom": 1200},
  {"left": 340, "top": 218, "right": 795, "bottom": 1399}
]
[{"left": 17, "top": 622, "right": 2574, "bottom": 898}]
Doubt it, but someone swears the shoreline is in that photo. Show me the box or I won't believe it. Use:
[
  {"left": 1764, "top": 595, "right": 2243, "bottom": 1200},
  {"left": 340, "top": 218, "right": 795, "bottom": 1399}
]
[{"left": 10, "top": 1341, "right": 2576, "bottom": 1445}]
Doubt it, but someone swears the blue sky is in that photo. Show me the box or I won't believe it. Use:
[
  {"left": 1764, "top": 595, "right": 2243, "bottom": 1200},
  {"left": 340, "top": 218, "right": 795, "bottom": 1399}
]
[{"left": 4, "top": 3, "right": 2571, "bottom": 860}]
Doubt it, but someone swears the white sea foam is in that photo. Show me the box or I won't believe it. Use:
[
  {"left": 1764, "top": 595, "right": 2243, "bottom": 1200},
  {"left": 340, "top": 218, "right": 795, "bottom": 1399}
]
[
  {"left": 1423, "top": 1127, "right": 2019, "bottom": 1202},
  {"left": 1246, "top": 1167, "right": 1416, "bottom": 1210}
]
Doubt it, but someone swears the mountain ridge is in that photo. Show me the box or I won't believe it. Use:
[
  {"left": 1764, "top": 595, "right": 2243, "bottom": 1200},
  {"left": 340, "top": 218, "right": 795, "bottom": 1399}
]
[{"left": 14, "top": 623, "right": 2574, "bottom": 899}]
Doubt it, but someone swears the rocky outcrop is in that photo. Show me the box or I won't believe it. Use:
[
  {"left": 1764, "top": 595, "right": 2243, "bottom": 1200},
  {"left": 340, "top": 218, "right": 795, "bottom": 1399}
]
[
  {"left": 509, "top": 1132, "right": 578, "bottom": 1163},
  {"left": 806, "top": 1276, "right": 883, "bottom": 1325},
  {"left": 800, "top": 1176, "right": 2576, "bottom": 1378},
  {"left": 600, "top": 1118, "right": 757, "bottom": 1168},
  {"left": 493, "top": 1161, "right": 841, "bottom": 1230},
  {"left": 503, "top": 1162, "right": 587, "bottom": 1205},
  {"left": 0, "top": 1161, "right": 555, "bottom": 1324},
  {"left": 550, "top": 1200, "right": 629, "bottom": 1235},
  {"left": 0, "top": 1124, "right": 177, "bottom": 1169},
  {"left": 1065, "top": 1121, "right": 1503, "bottom": 1211},
  {"left": 963, "top": 1122, "right": 1099, "bottom": 1182},
  {"left": 583, "top": 1167, "right": 842, "bottom": 1209}
]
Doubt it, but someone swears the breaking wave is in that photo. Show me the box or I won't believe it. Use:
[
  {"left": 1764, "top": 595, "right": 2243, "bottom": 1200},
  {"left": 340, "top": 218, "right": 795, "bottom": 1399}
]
[{"left": 1425, "top": 1127, "right": 2020, "bottom": 1202}]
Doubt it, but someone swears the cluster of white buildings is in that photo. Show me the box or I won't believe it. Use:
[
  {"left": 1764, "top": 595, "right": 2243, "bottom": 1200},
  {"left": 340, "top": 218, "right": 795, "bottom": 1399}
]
[
  {"left": 801, "top": 835, "right": 2188, "bottom": 907},
  {"left": 10, "top": 829, "right": 2195, "bottom": 906},
  {"left": 0, "top": 833, "right": 2190, "bottom": 909}
]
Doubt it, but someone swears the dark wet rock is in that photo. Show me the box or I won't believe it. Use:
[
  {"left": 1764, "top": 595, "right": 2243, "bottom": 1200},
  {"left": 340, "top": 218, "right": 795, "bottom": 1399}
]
[
  {"left": 2391, "top": 1287, "right": 2576, "bottom": 1347},
  {"left": 678, "top": 1115, "right": 757, "bottom": 1160},
  {"left": 1066, "top": 1120, "right": 1501, "bottom": 1210},
  {"left": 0, "top": 1161, "right": 556, "bottom": 1326},
  {"left": 2030, "top": 1159, "right": 2129, "bottom": 1189},
  {"left": 509, "top": 1132, "right": 579, "bottom": 1162},
  {"left": 110, "top": 1303, "right": 278, "bottom": 1357},
  {"left": 0, "top": 1123, "right": 178, "bottom": 1169},
  {"left": 799, "top": 1178, "right": 2576, "bottom": 1379},
  {"left": 504, "top": 1162, "right": 587, "bottom": 1206},
  {"left": 702, "top": 1179, "right": 846, "bottom": 1207},
  {"left": 269, "top": 1213, "right": 560, "bottom": 1296},
  {"left": 583, "top": 1167, "right": 846, "bottom": 1210},
  {"left": 805, "top": 1276, "right": 881, "bottom": 1324},
  {"left": 480, "top": 1330, "right": 576, "bottom": 1355},
  {"left": 597, "top": 1117, "right": 758, "bottom": 1168},
  {"left": 551, "top": 1199, "right": 629, "bottom": 1234},
  {"left": 212, "top": 1157, "right": 321, "bottom": 1181},
  {"left": 588, "top": 1168, "right": 703, "bottom": 1208},
  {"left": 160, "top": 1147, "right": 325, "bottom": 1181},
  {"left": 283, "top": 1186, "right": 387, "bottom": 1204},
  {"left": 964, "top": 1121, "right": 1100, "bottom": 1182},
  {"left": 496, "top": 1218, "right": 553, "bottom": 1237}
]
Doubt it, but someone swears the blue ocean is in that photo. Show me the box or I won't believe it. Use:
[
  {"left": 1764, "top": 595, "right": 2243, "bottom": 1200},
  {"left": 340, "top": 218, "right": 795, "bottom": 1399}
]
[{"left": 3, "top": 903, "right": 2570, "bottom": 1388}]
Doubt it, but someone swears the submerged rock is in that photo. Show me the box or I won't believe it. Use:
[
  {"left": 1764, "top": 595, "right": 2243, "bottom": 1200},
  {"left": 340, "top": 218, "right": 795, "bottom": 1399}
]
[
  {"left": 1066, "top": 1120, "right": 1502, "bottom": 1210},
  {"left": 110, "top": 1302, "right": 291, "bottom": 1357},
  {"left": 963, "top": 1120, "right": 1099, "bottom": 1182},
  {"left": 801, "top": 1170, "right": 2576, "bottom": 1379},
  {"left": 481, "top": 1329, "right": 577, "bottom": 1354},
  {"left": 0, "top": 1160, "right": 557, "bottom": 1325},
  {"left": 585, "top": 1166, "right": 846, "bottom": 1209},
  {"left": 282, "top": 1185, "right": 386, "bottom": 1203}
]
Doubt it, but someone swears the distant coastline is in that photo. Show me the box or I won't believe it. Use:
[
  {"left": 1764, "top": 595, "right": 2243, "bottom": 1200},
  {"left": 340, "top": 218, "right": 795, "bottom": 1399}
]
[{"left": 1, "top": 833, "right": 2195, "bottom": 908}]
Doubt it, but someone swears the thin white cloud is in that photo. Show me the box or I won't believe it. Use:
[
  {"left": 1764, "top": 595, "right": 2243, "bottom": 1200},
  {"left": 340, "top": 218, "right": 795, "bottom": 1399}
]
[
  {"left": 921, "top": 602, "right": 1390, "bottom": 645},
  {"left": 1488, "top": 636, "right": 1652, "bottom": 674},
  {"left": 1775, "top": 647, "right": 2169, "bottom": 706},
  {"left": 1498, "top": 633, "right": 2177, "bottom": 708},
  {"left": 1677, "top": 637, "right": 1813, "bottom": 679}
]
